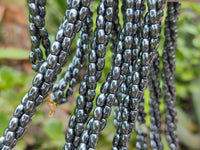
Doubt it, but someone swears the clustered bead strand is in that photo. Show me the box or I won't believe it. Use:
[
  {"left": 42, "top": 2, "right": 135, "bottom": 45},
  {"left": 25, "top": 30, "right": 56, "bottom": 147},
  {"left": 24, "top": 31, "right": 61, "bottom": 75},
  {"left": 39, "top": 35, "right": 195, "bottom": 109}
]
[
  {"left": 127, "top": 0, "right": 165, "bottom": 149},
  {"left": 51, "top": 10, "right": 93, "bottom": 104},
  {"left": 112, "top": 0, "right": 143, "bottom": 149},
  {"left": 148, "top": 1, "right": 165, "bottom": 147},
  {"left": 38, "top": 0, "right": 51, "bottom": 58},
  {"left": 112, "top": 0, "right": 124, "bottom": 129},
  {"left": 162, "top": 2, "right": 181, "bottom": 150},
  {"left": 80, "top": 23, "right": 125, "bottom": 150},
  {"left": 64, "top": 1, "right": 115, "bottom": 149},
  {"left": 0, "top": 0, "right": 92, "bottom": 149},
  {"left": 28, "top": 0, "right": 45, "bottom": 71}
]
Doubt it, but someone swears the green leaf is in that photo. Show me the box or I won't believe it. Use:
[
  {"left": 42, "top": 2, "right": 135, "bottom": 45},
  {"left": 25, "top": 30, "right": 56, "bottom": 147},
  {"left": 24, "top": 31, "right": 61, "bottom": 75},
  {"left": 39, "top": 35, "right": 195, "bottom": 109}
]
[
  {"left": 0, "top": 48, "right": 29, "bottom": 60},
  {"left": 43, "top": 119, "right": 63, "bottom": 140}
]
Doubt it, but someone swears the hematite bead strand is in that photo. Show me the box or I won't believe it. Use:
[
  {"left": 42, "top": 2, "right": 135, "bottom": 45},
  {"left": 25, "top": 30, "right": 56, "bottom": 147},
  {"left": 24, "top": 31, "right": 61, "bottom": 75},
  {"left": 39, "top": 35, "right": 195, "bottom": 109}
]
[
  {"left": 125, "top": 0, "right": 165, "bottom": 149},
  {"left": 38, "top": 0, "right": 51, "bottom": 58},
  {"left": 78, "top": 25, "right": 125, "bottom": 150},
  {"left": 51, "top": 10, "right": 93, "bottom": 104},
  {"left": 0, "top": 0, "right": 92, "bottom": 149},
  {"left": 28, "top": 0, "right": 45, "bottom": 71},
  {"left": 75, "top": 1, "right": 136, "bottom": 149},
  {"left": 162, "top": 2, "right": 181, "bottom": 150},
  {"left": 115, "top": 0, "right": 145, "bottom": 149},
  {"left": 112, "top": 1, "right": 144, "bottom": 149},
  {"left": 64, "top": 1, "right": 115, "bottom": 149},
  {"left": 112, "top": 0, "right": 124, "bottom": 129},
  {"left": 148, "top": 0, "right": 165, "bottom": 146}
]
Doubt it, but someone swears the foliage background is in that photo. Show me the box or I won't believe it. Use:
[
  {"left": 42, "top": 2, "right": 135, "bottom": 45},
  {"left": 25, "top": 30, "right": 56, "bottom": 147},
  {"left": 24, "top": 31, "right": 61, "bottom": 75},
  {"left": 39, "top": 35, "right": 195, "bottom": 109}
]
[{"left": 0, "top": 0, "right": 200, "bottom": 150}]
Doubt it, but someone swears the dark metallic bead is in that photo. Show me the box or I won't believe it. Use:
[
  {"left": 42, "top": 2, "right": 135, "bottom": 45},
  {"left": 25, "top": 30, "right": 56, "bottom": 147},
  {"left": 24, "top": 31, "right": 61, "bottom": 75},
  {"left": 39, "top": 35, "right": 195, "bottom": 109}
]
[
  {"left": 19, "top": 114, "right": 30, "bottom": 127},
  {"left": 14, "top": 104, "right": 24, "bottom": 118}
]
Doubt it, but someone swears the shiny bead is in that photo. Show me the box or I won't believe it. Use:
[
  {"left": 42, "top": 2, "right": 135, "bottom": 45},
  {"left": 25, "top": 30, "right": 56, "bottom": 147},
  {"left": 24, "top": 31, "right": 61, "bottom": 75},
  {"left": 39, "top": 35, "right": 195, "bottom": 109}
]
[
  {"left": 87, "top": 76, "right": 96, "bottom": 89},
  {"left": 79, "top": 82, "right": 87, "bottom": 95},
  {"left": 77, "top": 96, "right": 85, "bottom": 109},
  {"left": 75, "top": 123, "right": 84, "bottom": 136},
  {"left": 105, "top": 22, "right": 112, "bottom": 35},
  {"left": 97, "top": 58, "right": 105, "bottom": 71},
  {"left": 44, "top": 69, "right": 54, "bottom": 83},
  {"left": 97, "top": 29, "right": 105, "bottom": 44},
  {"left": 40, "top": 82, "right": 50, "bottom": 96},
  {"left": 88, "top": 63, "right": 96, "bottom": 76},
  {"left": 62, "top": 37, "right": 71, "bottom": 51},
  {"left": 109, "top": 80, "right": 118, "bottom": 93},
  {"left": 105, "top": 7, "right": 113, "bottom": 21},
  {"left": 56, "top": 29, "right": 64, "bottom": 42},
  {"left": 8, "top": 117, "right": 18, "bottom": 132},
  {"left": 100, "top": 81, "right": 109, "bottom": 93},
  {"left": 96, "top": 93, "right": 106, "bottom": 107},
  {"left": 106, "top": 94, "right": 115, "bottom": 107},
  {"left": 14, "top": 104, "right": 24, "bottom": 118},
  {"left": 89, "top": 134, "right": 98, "bottom": 148},
  {"left": 33, "top": 73, "right": 43, "bottom": 87},
  {"left": 80, "top": 130, "right": 89, "bottom": 143},
  {"left": 5, "top": 131, "right": 15, "bottom": 145},
  {"left": 103, "top": 106, "right": 111, "bottom": 119},
  {"left": 85, "top": 102, "right": 93, "bottom": 114},
  {"left": 97, "top": 2, "right": 105, "bottom": 15},
  {"left": 89, "top": 50, "right": 97, "bottom": 63}
]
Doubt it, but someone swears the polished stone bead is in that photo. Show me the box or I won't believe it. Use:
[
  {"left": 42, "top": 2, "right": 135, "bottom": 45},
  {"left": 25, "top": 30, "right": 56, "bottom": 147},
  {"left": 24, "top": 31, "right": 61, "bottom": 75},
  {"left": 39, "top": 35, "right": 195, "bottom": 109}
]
[
  {"left": 89, "top": 134, "right": 99, "bottom": 148},
  {"left": 77, "top": 96, "right": 85, "bottom": 109},
  {"left": 28, "top": 86, "right": 39, "bottom": 100},
  {"left": 14, "top": 104, "right": 24, "bottom": 118},
  {"left": 5, "top": 131, "right": 15, "bottom": 145},
  {"left": 33, "top": 73, "right": 43, "bottom": 87}
]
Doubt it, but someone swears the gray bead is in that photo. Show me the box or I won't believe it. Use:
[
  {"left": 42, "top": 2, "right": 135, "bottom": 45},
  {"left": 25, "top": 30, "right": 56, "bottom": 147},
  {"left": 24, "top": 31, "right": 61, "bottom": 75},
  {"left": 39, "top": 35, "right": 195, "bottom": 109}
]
[
  {"left": 28, "top": 86, "right": 39, "bottom": 100},
  {"left": 93, "top": 107, "right": 102, "bottom": 121},
  {"left": 79, "top": 82, "right": 87, "bottom": 95},
  {"left": 69, "top": 9, "right": 78, "bottom": 23},
  {"left": 33, "top": 73, "right": 43, "bottom": 87},
  {"left": 8, "top": 117, "right": 19, "bottom": 132},
  {"left": 80, "top": 130, "right": 89, "bottom": 143},
  {"left": 77, "top": 96, "right": 85, "bottom": 109},
  {"left": 75, "top": 123, "right": 84, "bottom": 136},
  {"left": 64, "top": 142, "right": 74, "bottom": 150},
  {"left": 89, "top": 134, "right": 99, "bottom": 148},
  {"left": 20, "top": 114, "right": 30, "bottom": 127},
  {"left": 5, "top": 131, "right": 15, "bottom": 145},
  {"left": 103, "top": 106, "right": 111, "bottom": 119},
  {"left": 14, "top": 104, "right": 24, "bottom": 118},
  {"left": 96, "top": 93, "right": 106, "bottom": 107}
]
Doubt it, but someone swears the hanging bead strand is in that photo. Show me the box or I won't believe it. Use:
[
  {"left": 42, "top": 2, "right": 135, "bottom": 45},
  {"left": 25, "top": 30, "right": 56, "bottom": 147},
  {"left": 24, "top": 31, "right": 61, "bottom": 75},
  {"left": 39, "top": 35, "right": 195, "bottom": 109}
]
[
  {"left": 51, "top": 10, "right": 93, "bottom": 104},
  {"left": 64, "top": 0, "right": 115, "bottom": 149},
  {"left": 162, "top": 2, "right": 181, "bottom": 150}
]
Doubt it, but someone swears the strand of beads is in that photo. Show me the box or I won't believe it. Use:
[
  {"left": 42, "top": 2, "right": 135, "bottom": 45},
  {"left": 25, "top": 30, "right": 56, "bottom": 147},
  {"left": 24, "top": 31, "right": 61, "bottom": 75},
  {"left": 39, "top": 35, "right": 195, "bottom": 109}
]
[
  {"left": 163, "top": 2, "right": 181, "bottom": 150},
  {"left": 147, "top": 0, "right": 165, "bottom": 149},
  {"left": 128, "top": 0, "right": 165, "bottom": 149},
  {"left": 64, "top": 1, "right": 115, "bottom": 149},
  {"left": 51, "top": 10, "right": 93, "bottom": 104},
  {"left": 28, "top": 0, "right": 50, "bottom": 71},
  {"left": 0, "top": 1, "right": 92, "bottom": 149},
  {"left": 112, "top": 0, "right": 144, "bottom": 149}
]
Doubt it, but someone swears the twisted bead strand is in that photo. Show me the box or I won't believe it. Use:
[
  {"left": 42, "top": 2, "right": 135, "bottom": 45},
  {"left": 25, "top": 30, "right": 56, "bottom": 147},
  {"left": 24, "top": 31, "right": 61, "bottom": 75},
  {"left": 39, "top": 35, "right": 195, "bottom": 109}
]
[
  {"left": 64, "top": 0, "right": 115, "bottom": 149},
  {"left": 51, "top": 10, "right": 93, "bottom": 104},
  {"left": 163, "top": 2, "right": 181, "bottom": 150}
]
